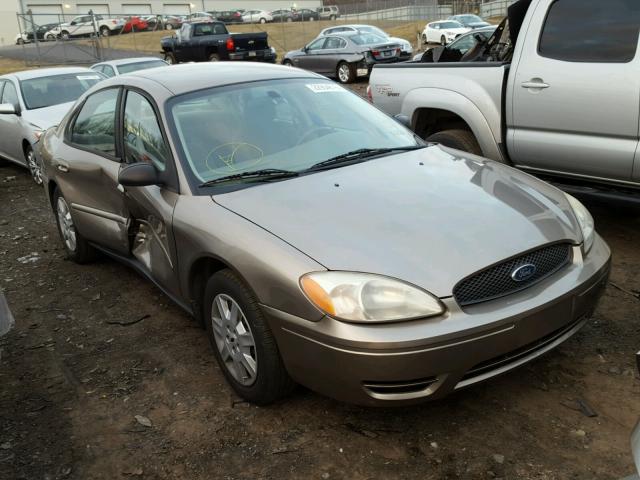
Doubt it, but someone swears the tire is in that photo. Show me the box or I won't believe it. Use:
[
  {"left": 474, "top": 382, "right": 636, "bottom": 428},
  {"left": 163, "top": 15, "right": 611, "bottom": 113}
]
[
  {"left": 208, "top": 53, "right": 220, "bottom": 62},
  {"left": 164, "top": 52, "right": 177, "bottom": 64},
  {"left": 17, "top": 38, "right": 24, "bottom": 45},
  {"left": 422, "top": 33, "right": 427, "bottom": 44},
  {"left": 283, "top": 59, "right": 293, "bottom": 66},
  {"left": 203, "top": 269, "right": 295, "bottom": 405},
  {"left": 46, "top": 34, "right": 55, "bottom": 41},
  {"left": 426, "top": 129, "right": 482, "bottom": 156},
  {"left": 330, "top": 14, "right": 336, "bottom": 20},
  {"left": 166, "top": 23, "right": 173, "bottom": 30},
  {"left": 100, "top": 26, "right": 110, "bottom": 37},
  {"left": 309, "top": 16, "right": 315, "bottom": 21},
  {"left": 52, "top": 188, "right": 97, "bottom": 264},
  {"left": 60, "top": 30, "right": 70, "bottom": 40},
  {"left": 286, "top": 17, "right": 292, "bottom": 22},
  {"left": 259, "top": 17, "right": 266, "bottom": 24},
  {"left": 440, "top": 35, "right": 447, "bottom": 46},
  {"left": 24, "top": 145, "right": 43, "bottom": 186},
  {"left": 336, "top": 61, "right": 354, "bottom": 84}
]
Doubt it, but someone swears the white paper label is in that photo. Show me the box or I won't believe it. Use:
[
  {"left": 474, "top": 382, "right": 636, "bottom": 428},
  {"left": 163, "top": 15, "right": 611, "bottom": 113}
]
[
  {"left": 77, "top": 74, "right": 101, "bottom": 80},
  {"left": 305, "top": 83, "right": 344, "bottom": 93}
]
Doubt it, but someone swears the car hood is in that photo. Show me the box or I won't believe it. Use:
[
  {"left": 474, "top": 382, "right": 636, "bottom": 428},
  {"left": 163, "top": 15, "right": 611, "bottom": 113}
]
[
  {"left": 444, "top": 27, "right": 470, "bottom": 35},
  {"left": 213, "top": 146, "right": 581, "bottom": 297},
  {"left": 468, "top": 22, "right": 491, "bottom": 28},
  {"left": 23, "top": 101, "right": 75, "bottom": 130}
]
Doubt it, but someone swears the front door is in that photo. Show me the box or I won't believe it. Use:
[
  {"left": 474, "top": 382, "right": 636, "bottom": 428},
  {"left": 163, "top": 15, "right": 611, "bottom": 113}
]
[
  {"left": 57, "top": 87, "right": 131, "bottom": 254},
  {"left": 508, "top": 0, "right": 640, "bottom": 183},
  {"left": 0, "top": 80, "right": 26, "bottom": 163},
  {"left": 294, "top": 37, "right": 326, "bottom": 71},
  {"left": 120, "top": 88, "right": 180, "bottom": 296}
]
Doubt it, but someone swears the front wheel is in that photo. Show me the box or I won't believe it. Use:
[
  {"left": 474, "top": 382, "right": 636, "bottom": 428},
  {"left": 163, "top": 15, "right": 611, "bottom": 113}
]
[
  {"left": 165, "top": 23, "right": 173, "bottom": 30},
  {"left": 286, "top": 17, "right": 292, "bottom": 22},
  {"left": 330, "top": 14, "right": 336, "bottom": 20},
  {"left": 53, "top": 188, "right": 97, "bottom": 264},
  {"left": 60, "top": 30, "right": 70, "bottom": 40},
  {"left": 164, "top": 52, "right": 177, "bottom": 64},
  {"left": 422, "top": 33, "right": 427, "bottom": 44},
  {"left": 25, "top": 145, "right": 42, "bottom": 186},
  {"left": 259, "top": 17, "right": 266, "bottom": 24},
  {"left": 100, "top": 26, "right": 110, "bottom": 37},
  {"left": 426, "top": 129, "right": 482, "bottom": 156},
  {"left": 308, "top": 16, "right": 315, "bottom": 21},
  {"left": 440, "top": 35, "right": 447, "bottom": 46},
  {"left": 46, "top": 34, "right": 56, "bottom": 41},
  {"left": 17, "top": 38, "right": 24, "bottom": 45},
  {"left": 283, "top": 59, "right": 293, "bottom": 67},
  {"left": 203, "top": 269, "right": 295, "bottom": 405},
  {"left": 336, "top": 61, "right": 354, "bottom": 84}
]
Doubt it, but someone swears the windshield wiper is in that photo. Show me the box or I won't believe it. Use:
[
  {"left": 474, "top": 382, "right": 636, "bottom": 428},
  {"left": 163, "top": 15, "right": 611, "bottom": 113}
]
[
  {"left": 199, "top": 169, "right": 299, "bottom": 187},
  {"left": 307, "top": 146, "right": 426, "bottom": 172}
]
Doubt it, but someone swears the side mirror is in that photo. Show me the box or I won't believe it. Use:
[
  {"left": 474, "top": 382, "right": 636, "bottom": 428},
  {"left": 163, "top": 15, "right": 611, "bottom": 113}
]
[
  {"left": 393, "top": 114, "right": 411, "bottom": 128},
  {"left": 118, "top": 163, "right": 160, "bottom": 187},
  {"left": 70, "top": 21, "right": 76, "bottom": 25},
  {"left": 0, "top": 103, "right": 18, "bottom": 116},
  {"left": 473, "top": 33, "right": 485, "bottom": 42}
]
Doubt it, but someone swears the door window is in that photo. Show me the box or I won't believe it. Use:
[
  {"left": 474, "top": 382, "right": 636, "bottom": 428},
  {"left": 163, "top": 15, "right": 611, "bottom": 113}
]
[
  {"left": 1, "top": 82, "right": 19, "bottom": 107},
  {"left": 123, "top": 91, "right": 169, "bottom": 172},
  {"left": 102, "top": 65, "right": 116, "bottom": 77},
  {"left": 307, "top": 38, "right": 326, "bottom": 51},
  {"left": 539, "top": 0, "right": 640, "bottom": 63},
  {"left": 325, "top": 37, "right": 345, "bottom": 49},
  {"left": 71, "top": 88, "right": 119, "bottom": 157}
]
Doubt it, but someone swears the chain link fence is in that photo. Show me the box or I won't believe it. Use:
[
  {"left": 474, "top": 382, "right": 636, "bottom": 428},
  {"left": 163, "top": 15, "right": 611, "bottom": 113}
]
[{"left": 14, "top": 1, "right": 511, "bottom": 67}]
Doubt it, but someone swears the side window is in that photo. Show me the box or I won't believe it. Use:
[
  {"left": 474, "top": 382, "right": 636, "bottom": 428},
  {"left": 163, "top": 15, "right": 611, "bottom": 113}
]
[
  {"left": 71, "top": 88, "right": 118, "bottom": 156},
  {"left": 325, "top": 37, "right": 343, "bottom": 49},
  {"left": 307, "top": 38, "right": 325, "bottom": 51},
  {"left": 103, "top": 65, "right": 115, "bottom": 77},
  {"left": 2, "top": 82, "right": 19, "bottom": 107},
  {"left": 450, "top": 35, "right": 476, "bottom": 54},
  {"left": 539, "top": 0, "right": 640, "bottom": 63},
  {"left": 123, "top": 91, "right": 169, "bottom": 172}
]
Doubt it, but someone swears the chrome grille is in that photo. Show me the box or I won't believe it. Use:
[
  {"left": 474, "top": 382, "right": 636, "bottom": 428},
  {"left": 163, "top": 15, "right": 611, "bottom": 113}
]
[{"left": 453, "top": 243, "right": 572, "bottom": 307}]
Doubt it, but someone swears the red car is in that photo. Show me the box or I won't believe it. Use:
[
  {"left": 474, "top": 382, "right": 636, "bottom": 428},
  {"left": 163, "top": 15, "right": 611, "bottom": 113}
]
[{"left": 121, "top": 16, "right": 148, "bottom": 33}]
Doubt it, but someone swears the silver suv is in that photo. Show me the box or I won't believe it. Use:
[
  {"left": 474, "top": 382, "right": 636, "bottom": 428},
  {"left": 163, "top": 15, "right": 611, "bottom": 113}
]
[{"left": 317, "top": 5, "right": 339, "bottom": 20}]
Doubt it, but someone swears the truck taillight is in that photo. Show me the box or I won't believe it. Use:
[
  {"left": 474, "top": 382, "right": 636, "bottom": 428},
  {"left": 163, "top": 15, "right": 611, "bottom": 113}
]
[
  {"left": 226, "top": 37, "right": 235, "bottom": 51},
  {"left": 372, "top": 50, "right": 380, "bottom": 56},
  {"left": 366, "top": 85, "right": 372, "bottom": 103}
]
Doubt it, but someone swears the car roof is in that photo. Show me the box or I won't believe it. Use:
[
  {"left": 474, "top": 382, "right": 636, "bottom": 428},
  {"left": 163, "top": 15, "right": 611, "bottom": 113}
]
[
  {"left": 94, "top": 57, "right": 165, "bottom": 67},
  {"left": 121, "top": 63, "right": 323, "bottom": 96},
  {"left": 1, "top": 66, "right": 94, "bottom": 81}
]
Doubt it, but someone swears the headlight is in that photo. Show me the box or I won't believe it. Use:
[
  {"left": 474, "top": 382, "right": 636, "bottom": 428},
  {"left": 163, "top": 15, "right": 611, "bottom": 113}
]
[
  {"left": 565, "top": 194, "right": 595, "bottom": 253},
  {"left": 300, "top": 272, "right": 445, "bottom": 323}
]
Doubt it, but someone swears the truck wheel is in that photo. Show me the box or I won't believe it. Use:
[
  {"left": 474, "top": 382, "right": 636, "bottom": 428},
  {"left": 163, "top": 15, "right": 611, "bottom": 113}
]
[
  {"left": 164, "top": 52, "right": 177, "bottom": 64},
  {"left": 426, "top": 129, "right": 482, "bottom": 156},
  {"left": 203, "top": 269, "right": 295, "bottom": 405},
  {"left": 336, "top": 61, "right": 354, "bottom": 84},
  {"left": 208, "top": 53, "right": 220, "bottom": 62},
  {"left": 440, "top": 35, "right": 447, "bottom": 46},
  {"left": 100, "top": 26, "right": 110, "bottom": 37}
]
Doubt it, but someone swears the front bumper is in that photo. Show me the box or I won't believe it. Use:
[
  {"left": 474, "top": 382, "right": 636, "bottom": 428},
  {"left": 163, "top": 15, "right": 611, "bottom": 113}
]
[{"left": 266, "top": 235, "right": 611, "bottom": 406}]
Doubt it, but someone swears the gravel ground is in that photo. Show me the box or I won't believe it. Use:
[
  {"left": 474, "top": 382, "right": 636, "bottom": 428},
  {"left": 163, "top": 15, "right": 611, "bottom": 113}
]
[{"left": 0, "top": 116, "right": 639, "bottom": 479}]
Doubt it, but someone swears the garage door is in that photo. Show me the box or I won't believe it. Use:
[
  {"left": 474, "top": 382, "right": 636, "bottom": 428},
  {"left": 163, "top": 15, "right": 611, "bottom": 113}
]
[
  {"left": 163, "top": 3, "right": 190, "bottom": 15},
  {"left": 76, "top": 4, "right": 110, "bottom": 15},
  {"left": 121, "top": 4, "right": 152, "bottom": 15},
  {"left": 25, "top": 4, "right": 64, "bottom": 28}
]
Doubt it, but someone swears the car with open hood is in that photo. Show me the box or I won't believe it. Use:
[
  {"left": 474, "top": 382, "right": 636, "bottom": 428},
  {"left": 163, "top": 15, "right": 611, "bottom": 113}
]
[
  {"left": 0, "top": 67, "right": 104, "bottom": 184},
  {"left": 37, "top": 63, "right": 610, "bottom": 406}
]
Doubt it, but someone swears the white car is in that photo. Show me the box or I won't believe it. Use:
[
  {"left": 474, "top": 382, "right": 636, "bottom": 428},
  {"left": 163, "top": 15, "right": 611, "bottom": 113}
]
[
  {"left": 186, "top": 11, "right": 214, "bottom": 22},
  {"left": 422, "top": 20, "right": 470, "bottom": 45},
  {"left": 0, "top": 67, "right": 104, "bottom": 184},
  {"left": 45, "top": 14, "right": 124, "bottom": 40},
  {"left": 91, "top": 57, "right": 169, "bottom": 77},
  {"left": 241, "top": 10, "right": 273, "bottom": 24},
  {"left": 319, "top": 24, "right": 413, "bottom": 59}
]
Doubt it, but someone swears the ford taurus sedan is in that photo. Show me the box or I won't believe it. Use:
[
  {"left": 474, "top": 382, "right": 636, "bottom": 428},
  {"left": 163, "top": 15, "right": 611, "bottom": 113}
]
[
  {"left": 38, "top": 63, "right": 610, "bottom": 406},
  {"left": 0, "top": 67, "right": 104, "bottom": 184},
  {"left": 91, "top": 57, "right": 169, "bottom": 77}
]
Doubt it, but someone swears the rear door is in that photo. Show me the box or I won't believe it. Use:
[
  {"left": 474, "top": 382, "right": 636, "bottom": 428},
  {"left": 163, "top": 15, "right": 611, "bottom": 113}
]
[
  {"left": 120, "top": 88, "right": 180, "bottom": 296},
  {"left": 508, "top": 0, "right": 640, "bottom": 183},
  {"left": 57, "top": 87, "right": 131, "bottom": 254}
]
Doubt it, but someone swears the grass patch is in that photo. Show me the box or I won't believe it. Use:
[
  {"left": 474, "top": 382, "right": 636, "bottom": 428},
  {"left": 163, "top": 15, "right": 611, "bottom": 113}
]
[{"left": 0, "top": 57, "right": 38, "bottom": 75}]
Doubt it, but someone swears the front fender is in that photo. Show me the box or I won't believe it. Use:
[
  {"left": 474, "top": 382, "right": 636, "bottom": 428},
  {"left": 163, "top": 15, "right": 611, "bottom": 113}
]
[{"left": 402, "top": 88, "right": 504, "bottom": 163}]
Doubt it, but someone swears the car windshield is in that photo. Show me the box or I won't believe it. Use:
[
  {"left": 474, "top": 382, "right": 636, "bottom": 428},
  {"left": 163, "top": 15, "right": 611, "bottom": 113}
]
[
  {"left": 168, "top": 78, "right": 420, "bottom": 187},
  {"left": 457, "top": 15, "right": 483, "bottom": 23},
  {"left": 20, "top": 72, "right": 103, "bottom": 110},
  {"left": 357, "top": 25, "right": 388, "bottom": 37},
  {"left": 439, "top": 21, "right": 464, "bottom": 29},
  {"left": 350, "top": 33, "right": 387, "bottom": 45},
  {"left": 117, "top": 60, "right": 168, "bottom": 74}
]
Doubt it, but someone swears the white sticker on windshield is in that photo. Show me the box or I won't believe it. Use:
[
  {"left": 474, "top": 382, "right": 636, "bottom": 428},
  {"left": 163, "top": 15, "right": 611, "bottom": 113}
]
[
  {"left": 77, "top": 75, "right": 101, "bottom": 80},
  {"left": 305, "top": 83, "right": 344, "bottom": 93}
]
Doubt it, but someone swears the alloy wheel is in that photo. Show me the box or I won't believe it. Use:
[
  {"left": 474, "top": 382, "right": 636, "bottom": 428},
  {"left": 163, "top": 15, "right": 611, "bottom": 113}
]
[
  {"left": 26, "top": 148, "right": 42, "bottom": 185},
  {"left": 56, "top": 197, "right": 77, "bottom": 252},
  {"left": 211, "top": 294, "right": 258, "bottom": 386},
  {"left": 338, "top": 63, "right": 350, "bottom": 83}
]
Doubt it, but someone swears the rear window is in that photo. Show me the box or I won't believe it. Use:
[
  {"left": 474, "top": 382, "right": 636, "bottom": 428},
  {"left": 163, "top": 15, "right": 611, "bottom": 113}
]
[
  {"left": 117, "top": 60, "right": 168, "bottom": 74},
  {"left": 350, "top": 33, "right": 386, "bottom": 45},
  {"left": 539, "top": 0, "right": 640, "bottom": 63},
  {"left": 193, "top": 22, "right": 227, "bottom": 36}
]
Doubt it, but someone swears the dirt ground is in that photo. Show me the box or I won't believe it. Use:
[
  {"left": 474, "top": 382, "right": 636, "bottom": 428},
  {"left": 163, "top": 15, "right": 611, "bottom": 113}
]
[{"left": 0, "top": 107, "right": 639, "bottom": 479}]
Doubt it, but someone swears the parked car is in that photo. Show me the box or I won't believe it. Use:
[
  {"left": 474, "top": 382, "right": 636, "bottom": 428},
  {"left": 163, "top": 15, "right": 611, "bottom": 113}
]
[
  {"left": 284, "top": 32, "right": 401, "bottom": 83},
  {"left": 208, "top": 10, "right": 243, "bottom": 23},
  {"left": 45, "top": 14, "right": 125, "bottom": 39},
  {"left": 293, "top": 8, "right": 319, "bottom": 21},
  {"left": 271, "top": 9, "right": 294, "bottom": 23},
  {"left": 144, "top": 15, "right": 182, "bottom": 30},
  {"left": 0, "top": 67, "right": 103, "bottom": 184},
  {"left": 317, "top": 5, "right": 340, "bottom": 20},
  {"left": 161, "top": 21, "right": 276, "bottom": 63},
  {"left": 422, "top": 20, "right": 469, "bottom": 45},
  {"left": 15, "top": 23, "right": 59, "bottom": 44},
  {"left": 162, "top": 15, "right": 183, "bottom": 30},
  {"left": 413, "top": 25, "right": 496, "bottom": 62},
  {"left": 448, "top": 14, "right": 491, "bottom": 29},
  {"left": 186, "top": 11, "right": 215, "bottom": 22},
  {"left": 319, "top": 24, "right": 413, "bottom": 60},
  {"left": 38, "top": 62, "right": 610, "bottom": 406},
  {"left": 91, "top": 57, "right": 169, "bottom": 77},
  {"left": 241, "top": 10, "right": 273, "bottom": 23},
  {"left": 371, "top": 0, "right": 640, "bottom": 191},
  {"left": 120, "top": 16, "right": 148, "bottom": 33}
]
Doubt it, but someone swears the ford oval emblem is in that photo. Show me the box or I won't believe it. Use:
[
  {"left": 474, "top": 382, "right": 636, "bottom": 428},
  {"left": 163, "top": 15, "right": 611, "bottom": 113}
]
[{"left": 511, "top": 264, "right": 537, "bottom": 282}]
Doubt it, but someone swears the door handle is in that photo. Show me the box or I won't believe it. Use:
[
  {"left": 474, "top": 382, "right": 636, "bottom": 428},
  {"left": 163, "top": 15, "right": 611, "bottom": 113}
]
[
  {"left": 56, "top": 163, "right": 69, "bottom": 173},
  {"left": 521, "top": 80, "right": 550, "bottom": 90}
]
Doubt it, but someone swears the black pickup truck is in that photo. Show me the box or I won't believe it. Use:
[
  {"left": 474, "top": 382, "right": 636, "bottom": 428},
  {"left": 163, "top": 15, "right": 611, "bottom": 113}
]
[{"left": 161, "top": 20, "right": 276, "bottom": 63}]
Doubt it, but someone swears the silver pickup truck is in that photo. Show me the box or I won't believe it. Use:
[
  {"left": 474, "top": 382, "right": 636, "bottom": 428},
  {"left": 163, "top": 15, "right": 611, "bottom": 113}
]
[{"left": 370, "top": 0, "right": 640, "bottom": 191}]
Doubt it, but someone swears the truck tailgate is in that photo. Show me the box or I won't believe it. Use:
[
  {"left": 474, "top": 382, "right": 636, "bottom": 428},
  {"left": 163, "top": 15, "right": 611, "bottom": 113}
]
[{"left": 230, "top": 32, "right": 269, "bottom": 51}]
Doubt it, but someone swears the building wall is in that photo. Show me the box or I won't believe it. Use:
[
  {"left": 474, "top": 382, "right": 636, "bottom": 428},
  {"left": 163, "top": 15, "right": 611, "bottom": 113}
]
[{"left": 0, "top": 0, "right": 21, "bottom": 45}]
